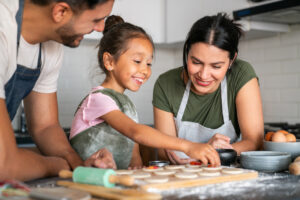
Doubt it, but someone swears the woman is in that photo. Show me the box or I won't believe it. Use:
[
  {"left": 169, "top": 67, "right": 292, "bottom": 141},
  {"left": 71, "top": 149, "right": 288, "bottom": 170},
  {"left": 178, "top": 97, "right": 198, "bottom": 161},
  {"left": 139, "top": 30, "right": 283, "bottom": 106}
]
[{"left": 152, "top": 13, "right": 264, "bottom": 164}]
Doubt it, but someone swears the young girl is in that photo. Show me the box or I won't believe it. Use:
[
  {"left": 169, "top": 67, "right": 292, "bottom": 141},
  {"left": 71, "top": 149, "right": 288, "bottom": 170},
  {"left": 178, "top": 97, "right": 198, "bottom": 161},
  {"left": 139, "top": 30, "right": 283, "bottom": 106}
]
[{"left": 69, "top": 15, "right": 220, "bottom": 169}]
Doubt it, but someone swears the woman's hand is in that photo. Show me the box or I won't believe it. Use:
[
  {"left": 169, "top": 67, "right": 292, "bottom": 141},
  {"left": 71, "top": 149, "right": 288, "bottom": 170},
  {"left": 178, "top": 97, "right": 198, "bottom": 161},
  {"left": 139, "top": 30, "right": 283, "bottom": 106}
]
[
  {"left": 84, "top": 148, "right": 117, "bottom": 169},
  {"left": 185, "top": 142, "right": 221, "bottom": 166},
  {"left": 165, "top": 150, "right": 195, "bottom": 165},
  {"left": 208, "top": 133, "right": 233, "bottom": 149}
]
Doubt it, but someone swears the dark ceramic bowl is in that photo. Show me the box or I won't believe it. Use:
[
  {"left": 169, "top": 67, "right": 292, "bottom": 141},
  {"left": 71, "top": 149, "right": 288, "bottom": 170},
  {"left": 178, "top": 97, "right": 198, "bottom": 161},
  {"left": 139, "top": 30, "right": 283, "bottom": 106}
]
[{"left": 216, "top": 149, "right": 237, "bottom": 166}]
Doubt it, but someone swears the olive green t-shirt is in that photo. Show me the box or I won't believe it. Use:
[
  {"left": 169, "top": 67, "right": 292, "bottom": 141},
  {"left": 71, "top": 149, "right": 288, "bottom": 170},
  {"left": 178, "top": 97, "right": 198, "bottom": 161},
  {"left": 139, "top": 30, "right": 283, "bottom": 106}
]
[{"left": 152, "top": 59, "right": 258, "bottom": 135}]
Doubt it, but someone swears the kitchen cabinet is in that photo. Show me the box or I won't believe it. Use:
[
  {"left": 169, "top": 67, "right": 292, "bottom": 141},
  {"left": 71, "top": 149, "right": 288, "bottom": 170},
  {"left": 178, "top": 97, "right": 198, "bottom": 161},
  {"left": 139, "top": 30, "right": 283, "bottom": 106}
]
[
  {"left": 85, "top": 0, "right": 250, "bottom": 43},
  {"left": 84, "top": 0, "right": 165, "bottom": 43},
  {"left": 165, "top": 0, "right": 250, "bottom": 43}
]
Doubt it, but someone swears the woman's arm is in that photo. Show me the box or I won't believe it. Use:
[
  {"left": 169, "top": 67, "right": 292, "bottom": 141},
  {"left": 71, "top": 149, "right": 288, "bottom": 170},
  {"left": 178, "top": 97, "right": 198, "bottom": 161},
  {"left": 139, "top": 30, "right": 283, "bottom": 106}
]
[
  {"left": 101, "top": 110, "right": 220, "bottom": 166},
  {"left": 153, "top": 107, "right": 177, "bottom": 161},
  {"left": 232, "top": 78, "right": 264, "bottom": 154}
]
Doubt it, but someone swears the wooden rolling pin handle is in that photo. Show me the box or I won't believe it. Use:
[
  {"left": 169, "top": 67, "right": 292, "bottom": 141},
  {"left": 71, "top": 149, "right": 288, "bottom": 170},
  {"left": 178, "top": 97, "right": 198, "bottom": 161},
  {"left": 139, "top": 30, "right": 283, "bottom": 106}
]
[
  {"left": 59, "top": 170, "right": 73, "bottom": 178},
  {"left": 109, "top": 175, "right": 135, "bottom": 186}
]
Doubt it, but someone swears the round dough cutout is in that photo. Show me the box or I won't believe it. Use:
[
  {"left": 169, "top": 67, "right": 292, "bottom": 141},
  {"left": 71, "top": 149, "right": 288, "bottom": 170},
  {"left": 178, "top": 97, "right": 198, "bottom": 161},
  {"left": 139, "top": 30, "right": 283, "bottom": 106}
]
[
  {"left": 203, "top": 166, "right": 222, "bottom": 172},
  {"left": 142, "top": 167, "right": 163, "bottom": 172},
  {"left": 222, "top": 168, "right": 244, "bottom": 175},
  {"left": 154, "top": 170, "right": 176, "bottom": 176},
  {"left": 175, "top": 172, "right": 198, "bottom": 179},
  {"left": 198, "top": 171, "right": 221, "bottom": 177},
  {"left": 131, "top": 172, "right": 151, "bottom": 179},
  {"left": 145, "top": 177, "right": 169, "bottom": 183},
  {"left": 182, "top": 167, "right": 203, "bottom": 173},
  {"left": 165, "top": 165, "right": 185, "bottom": 170},
  {"left": 115, "top": 170, "right": 134, "bottom": 175}
]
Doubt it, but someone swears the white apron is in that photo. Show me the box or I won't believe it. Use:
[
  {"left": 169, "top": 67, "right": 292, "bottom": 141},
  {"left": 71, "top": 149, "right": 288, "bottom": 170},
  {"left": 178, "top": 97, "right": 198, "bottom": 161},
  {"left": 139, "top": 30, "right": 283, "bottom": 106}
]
[{"left": 174, "top": 77, "right": 239, "bottom": 158}]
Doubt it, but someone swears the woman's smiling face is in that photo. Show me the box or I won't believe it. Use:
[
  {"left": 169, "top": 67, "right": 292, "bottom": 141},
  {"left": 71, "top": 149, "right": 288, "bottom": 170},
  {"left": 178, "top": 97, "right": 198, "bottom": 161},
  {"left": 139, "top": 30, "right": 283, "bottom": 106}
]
[{"left": 186, "top": 42, "right": 232, "bottom": 95}]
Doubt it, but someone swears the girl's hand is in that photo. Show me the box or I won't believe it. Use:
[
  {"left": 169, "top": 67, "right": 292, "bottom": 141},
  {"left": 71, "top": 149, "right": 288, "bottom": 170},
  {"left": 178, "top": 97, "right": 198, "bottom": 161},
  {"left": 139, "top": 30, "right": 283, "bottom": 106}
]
[
  {"left": 208, "top": 133, "right": 233, "bottom": 149},
  {"left": 185, "top": 143, "right": 220, "bottom": 166},
  {"left": 84, "top": 148, "right": 117, "bottom": 169},
  {"left": 165, "top": 150, "right": 194, "bottom": 165}
]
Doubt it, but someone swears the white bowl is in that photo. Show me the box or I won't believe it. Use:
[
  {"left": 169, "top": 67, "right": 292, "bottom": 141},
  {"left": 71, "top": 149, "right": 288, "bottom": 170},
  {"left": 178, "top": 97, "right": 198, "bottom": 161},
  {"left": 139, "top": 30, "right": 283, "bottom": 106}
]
[
  {"left": 240, "top": 151, "right": 291, "bottom": 172},
  {"left": 264, "top": 139, "right": 300, "bottom": 160}
]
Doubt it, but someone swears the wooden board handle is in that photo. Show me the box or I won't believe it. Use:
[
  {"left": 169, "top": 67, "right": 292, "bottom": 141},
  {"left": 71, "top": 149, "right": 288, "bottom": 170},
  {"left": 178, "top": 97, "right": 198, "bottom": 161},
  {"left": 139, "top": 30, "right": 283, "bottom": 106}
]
[
  {"left": 57, "top": 181, "right": 162, "bottom": 200},
  {"left": 59, "top": 170, "right": 73, "bottom": 178},
  {"left": 109, "top": 175, "right": 135, "bottom": 186}
]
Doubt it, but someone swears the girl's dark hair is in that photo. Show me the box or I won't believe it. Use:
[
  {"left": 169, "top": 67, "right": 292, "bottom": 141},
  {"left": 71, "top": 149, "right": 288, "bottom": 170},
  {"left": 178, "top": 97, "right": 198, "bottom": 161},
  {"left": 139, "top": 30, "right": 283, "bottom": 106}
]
[
  {"left": 183, "top": 13, "right": 243, "bottom": 70},
  {"left": 98, "top": 15, "right": 154, "bottom": 75},
  {"left": 31, "top": 0, "right": 110, "bottom": 13}
]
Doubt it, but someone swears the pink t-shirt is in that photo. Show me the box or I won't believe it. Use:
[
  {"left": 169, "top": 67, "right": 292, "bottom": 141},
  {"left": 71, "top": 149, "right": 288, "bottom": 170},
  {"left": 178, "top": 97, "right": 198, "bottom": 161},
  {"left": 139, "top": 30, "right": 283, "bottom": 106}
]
[{"left": 69, "top": 86, "right": 119, "bottom": 139}]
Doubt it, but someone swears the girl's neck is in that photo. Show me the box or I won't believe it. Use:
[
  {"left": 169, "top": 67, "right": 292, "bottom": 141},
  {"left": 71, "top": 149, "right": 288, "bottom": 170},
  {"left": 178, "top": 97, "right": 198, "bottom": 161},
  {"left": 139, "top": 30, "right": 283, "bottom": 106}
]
[{"left": 101, "top": 78, "right": 125, "bottom": 94}]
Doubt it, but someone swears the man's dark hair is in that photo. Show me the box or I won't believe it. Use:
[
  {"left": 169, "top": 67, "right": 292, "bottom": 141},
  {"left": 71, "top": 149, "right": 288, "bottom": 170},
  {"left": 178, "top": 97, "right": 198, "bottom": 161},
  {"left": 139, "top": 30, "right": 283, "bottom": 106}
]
[{"left": 31, "top": 0, "right": 110, "bottom": 12}]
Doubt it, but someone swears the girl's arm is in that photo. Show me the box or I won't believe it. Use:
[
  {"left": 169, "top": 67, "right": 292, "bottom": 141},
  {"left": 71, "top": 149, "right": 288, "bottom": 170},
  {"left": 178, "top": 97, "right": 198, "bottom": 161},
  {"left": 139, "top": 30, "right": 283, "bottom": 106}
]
[
  {"left": 232, "top": 78, "right": 264, "bottom": 155},
  {"left": 101, "top": 111, "right": 220, "bottom": 166}
]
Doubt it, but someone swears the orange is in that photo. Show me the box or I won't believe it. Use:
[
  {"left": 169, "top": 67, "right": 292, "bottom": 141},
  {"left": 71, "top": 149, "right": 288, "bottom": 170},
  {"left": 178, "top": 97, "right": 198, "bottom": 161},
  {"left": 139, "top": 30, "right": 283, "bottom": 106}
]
[
  {"left": 286, "top": 133, "right": 296, "bottom": 142},
  {"left": 265, "top": 132, "right": 275, "bottom": 141},
  {"left": 278, "top": 130, "right": 289, "bottom": 135}
]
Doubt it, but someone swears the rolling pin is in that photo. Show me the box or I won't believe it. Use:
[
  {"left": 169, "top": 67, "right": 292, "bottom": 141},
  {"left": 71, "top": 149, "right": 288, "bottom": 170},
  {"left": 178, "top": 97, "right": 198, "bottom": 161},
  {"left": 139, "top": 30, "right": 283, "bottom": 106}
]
[{"left": 59, "top": 167, "right": 134, "bottom": 188}]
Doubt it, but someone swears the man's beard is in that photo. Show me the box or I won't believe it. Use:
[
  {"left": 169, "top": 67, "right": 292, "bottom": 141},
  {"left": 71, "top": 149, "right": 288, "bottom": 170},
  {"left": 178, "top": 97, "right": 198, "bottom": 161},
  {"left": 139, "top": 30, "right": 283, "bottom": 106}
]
[{"left": 56, "top": 23, "right": 83, "bottom": 48}]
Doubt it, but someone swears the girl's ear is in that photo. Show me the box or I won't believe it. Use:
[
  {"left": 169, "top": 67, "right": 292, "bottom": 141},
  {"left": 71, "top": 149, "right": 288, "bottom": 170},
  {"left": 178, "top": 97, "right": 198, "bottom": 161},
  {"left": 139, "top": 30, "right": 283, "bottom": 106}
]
[
  {"left": 103, "top": 52, "right": 115, "bottom": 71},
  {"left": 52, "top": 2, "right": 73, "bottom": 23}
]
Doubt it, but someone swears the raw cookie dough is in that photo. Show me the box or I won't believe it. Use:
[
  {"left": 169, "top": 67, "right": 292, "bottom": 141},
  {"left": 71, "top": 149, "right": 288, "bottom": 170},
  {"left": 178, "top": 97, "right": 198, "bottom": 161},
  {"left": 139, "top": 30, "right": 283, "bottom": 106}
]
[
  {"left": 175, "top": 172, "right": 198, "bottom": 179},
  {"left": 145, "top": 177, "right": 169, "bottom": 183},
  {"left": 203, "top": 166, "right": 222, "bottom": 172},
  {"left": 198, "top": 171, "right": 221, "bottom": 177},
  {"left": 165, "top": 165, "right": 185, "bottom": 170},
  {"left": 115, "top": 170, "right": 134, "bottom": 175},
  {"left": 182, "top": 167, "right": 203, "bottom": 173},
  {"left": 131, "top": 172, "right": 151, "bottom": 179},
  {"left": 222, "top": 168, "right": 244, "bottom": 175},
  {"left": 142, "top": 167, "right": 163, "bottom": 172},
  {"left": 154, "top": 170, "right": 176, "bottom": 176}
]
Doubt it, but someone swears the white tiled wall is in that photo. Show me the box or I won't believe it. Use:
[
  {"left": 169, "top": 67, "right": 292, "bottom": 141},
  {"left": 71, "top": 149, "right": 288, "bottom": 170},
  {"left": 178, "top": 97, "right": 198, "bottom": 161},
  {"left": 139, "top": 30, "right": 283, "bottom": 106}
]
[
  {"left": 54, "top": 25, "right": 300, "bottom": 128},
  {"left": 238, "top": 25, "right": 300, "bottom": 124}
]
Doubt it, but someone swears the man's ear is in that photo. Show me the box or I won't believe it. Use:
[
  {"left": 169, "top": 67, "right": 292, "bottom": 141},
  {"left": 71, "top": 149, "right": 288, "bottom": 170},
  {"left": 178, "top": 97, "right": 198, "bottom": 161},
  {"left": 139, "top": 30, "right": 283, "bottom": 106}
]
[
  {"left": 103, "top": 52, "right": 115, "bottom": 71},
  {"left": 51, "top": 2, "right": 72, "bottom": 23}
]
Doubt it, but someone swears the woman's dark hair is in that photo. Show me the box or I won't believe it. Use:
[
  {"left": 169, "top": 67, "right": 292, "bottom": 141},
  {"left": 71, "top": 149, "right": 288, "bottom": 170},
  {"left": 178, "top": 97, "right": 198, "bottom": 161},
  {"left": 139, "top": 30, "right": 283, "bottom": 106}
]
[
  {"left": 98, "top": 15, "right": 154, "bottom": 75},
  {"left": 31, "top": 0, "right": 110, "bottom": 13},
  {"left": 183, "top": 13, "right": 243, "bottom": 70}
]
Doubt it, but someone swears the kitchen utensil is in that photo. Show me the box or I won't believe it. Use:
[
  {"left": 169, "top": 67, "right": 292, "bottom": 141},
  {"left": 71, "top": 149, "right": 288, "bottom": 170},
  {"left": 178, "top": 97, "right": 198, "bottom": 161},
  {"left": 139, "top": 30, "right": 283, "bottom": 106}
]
[
  {"left": 59, "top": 167, "right": 134, "bottom": 188},
  {"left": 216, "top": 149, "right": 237, "bottom": 166},
  {"left": 149, "top": 160, "right": 170, "bottom": 167},
  {"left": 240, "top": 151, "right": 291, "bottom": 172},
  {"left": 29, "top": 187, "right": 91, "bottom": 200},
  {"left": 264, "top": 140, "right": 300, "bottom": 160}
]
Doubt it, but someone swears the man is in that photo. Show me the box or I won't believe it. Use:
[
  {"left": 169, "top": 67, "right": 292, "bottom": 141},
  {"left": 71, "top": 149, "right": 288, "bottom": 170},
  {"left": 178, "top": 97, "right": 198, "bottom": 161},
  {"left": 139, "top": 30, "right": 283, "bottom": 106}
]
[{"left": 0, "top": 0, "right": 116, "bottom": 181}]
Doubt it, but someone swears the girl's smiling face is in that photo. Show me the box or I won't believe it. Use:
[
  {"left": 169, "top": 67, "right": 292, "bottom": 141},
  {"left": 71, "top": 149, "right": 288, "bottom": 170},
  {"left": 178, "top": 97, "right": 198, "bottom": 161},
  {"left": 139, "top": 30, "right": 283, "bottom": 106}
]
[
  {"left": 186, "top": 42, "right": 232, "bottom": 95},
  {"left": 110, "top": 37, "right": 153, "bottom": 93}
]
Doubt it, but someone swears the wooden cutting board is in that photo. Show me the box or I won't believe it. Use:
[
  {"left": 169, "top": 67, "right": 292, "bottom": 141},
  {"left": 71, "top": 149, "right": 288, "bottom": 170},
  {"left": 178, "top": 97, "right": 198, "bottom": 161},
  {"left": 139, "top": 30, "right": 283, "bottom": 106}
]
[{"left": 29, "top": 187, "right": 91, "bottom": 200}]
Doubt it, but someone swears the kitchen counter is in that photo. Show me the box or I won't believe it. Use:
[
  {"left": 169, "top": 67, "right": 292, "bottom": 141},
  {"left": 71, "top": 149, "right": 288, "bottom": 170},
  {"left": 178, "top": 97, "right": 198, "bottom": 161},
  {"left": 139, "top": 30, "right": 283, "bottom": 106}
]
[{"left": 26, "top": 172, "right": 300, "bottom": 200}]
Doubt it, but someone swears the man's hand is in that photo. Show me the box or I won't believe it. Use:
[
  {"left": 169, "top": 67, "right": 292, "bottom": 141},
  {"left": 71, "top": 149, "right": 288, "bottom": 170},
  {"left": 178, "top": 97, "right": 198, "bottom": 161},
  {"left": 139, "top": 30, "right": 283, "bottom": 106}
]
[{"left": 84, "top": 148, "right": 116, "bottom": 169}]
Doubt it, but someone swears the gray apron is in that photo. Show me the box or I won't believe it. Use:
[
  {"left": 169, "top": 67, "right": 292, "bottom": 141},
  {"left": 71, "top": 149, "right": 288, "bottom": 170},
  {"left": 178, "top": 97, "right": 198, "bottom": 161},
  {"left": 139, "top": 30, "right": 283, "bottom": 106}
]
[
  {"left": 70, "top": 88, "right": 137, "bottom": 169},
  {"left": 174, "top": 77, "right": 238, "bottom": 158}
]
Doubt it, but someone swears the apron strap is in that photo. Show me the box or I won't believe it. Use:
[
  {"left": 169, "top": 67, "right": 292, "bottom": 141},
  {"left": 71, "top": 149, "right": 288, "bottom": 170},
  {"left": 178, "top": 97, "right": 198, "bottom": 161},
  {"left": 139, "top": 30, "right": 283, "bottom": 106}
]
[
  {"left": 16, "top": 0, "right": 24, "bottom": 48},
  {"left": 177, "top": 80, "right": 191, "bottom": 121},
  {"left": 221, "top": 76, "right": 229, "bottom": 122}
]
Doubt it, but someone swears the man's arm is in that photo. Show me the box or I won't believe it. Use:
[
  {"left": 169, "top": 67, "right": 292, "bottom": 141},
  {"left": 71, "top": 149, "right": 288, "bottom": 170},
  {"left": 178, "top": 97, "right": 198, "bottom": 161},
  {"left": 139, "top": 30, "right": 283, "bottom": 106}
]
[
  {"left": 24, "top": 91, "right": 83, "bottom": 169},
  {"left": 0, "top": 99, "right": 69, "bottom": 181}
]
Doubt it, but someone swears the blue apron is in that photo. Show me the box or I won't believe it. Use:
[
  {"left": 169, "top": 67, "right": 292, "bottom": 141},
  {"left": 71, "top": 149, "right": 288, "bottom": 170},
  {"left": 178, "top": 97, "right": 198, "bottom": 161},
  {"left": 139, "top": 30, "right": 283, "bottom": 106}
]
[{"left": 4, "top": 0, "right": 42, "bottom": 120}]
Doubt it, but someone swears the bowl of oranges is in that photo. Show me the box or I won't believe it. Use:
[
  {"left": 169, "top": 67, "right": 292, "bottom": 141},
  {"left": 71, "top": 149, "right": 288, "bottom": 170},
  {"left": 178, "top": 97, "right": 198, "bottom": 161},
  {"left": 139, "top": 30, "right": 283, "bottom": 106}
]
[{"left": 264, "top": 130, "right": 300, "bottom": 160}]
